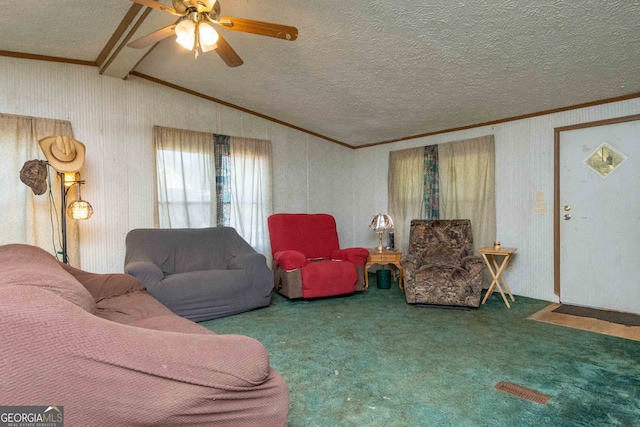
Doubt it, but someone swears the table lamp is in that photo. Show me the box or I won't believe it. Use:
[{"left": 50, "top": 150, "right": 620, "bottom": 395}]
[{"left": 369, "top": 213, "right": 394, "bottom": 252}]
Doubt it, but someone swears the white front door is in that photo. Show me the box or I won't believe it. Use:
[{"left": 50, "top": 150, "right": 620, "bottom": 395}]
[{"left": 559, "top": 118, "right": 640, "bottom": 314}]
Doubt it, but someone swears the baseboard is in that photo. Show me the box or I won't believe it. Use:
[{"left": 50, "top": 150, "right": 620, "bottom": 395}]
[{"left": 415, "top": 304, "right": 471, "bottom": 311}]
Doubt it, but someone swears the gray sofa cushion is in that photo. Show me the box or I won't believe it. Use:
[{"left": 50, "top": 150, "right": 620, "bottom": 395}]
[{"left": 125, "top": 227, "right": 274, "bottom": 322}]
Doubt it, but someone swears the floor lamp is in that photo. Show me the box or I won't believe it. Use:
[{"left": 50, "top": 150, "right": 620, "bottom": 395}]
[
  {"left": 36, "top": 135, "right": 92, "bottom": 265},
  {"left": 59, "top": 172, "right": 93, "bottom": 264}
]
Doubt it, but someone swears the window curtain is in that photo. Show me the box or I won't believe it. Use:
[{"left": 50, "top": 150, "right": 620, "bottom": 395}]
[
  {"left": 154, "top": 126, "right": 216, "bottom": 228},
  {"left": 0, "top": 113, "right": 79, "bottom": 265},
  {"left": 438, "top": 135, "right": 496, "bottom": 250},
  {"left": 388, "top": 135, "right": 495, "bottom": 257},
  {"left": 388, "top": 147, "right": 425, "bottom": 253},
  {"left": 229, "top": 137, "right": 273, "bottom": 261},
  {"left": 154, "top": 126, "right": 273, "bottom": 262}
]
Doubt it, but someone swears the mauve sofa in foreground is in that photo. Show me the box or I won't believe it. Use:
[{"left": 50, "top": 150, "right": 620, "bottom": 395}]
[{"left": 0, "top": 244, "right": 289, "bottom": 426}]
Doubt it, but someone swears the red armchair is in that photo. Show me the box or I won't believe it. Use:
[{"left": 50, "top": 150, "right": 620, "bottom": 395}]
[{"left": 268, "top": 214, "right": 369, "bottom": 299}]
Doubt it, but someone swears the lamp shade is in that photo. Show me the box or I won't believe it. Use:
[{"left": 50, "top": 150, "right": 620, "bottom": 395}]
[
  {"left": 67, "top": 199, "right": 93, "bottom": 220},
  {"left": 63, "top": 172, "right": 80, "bottom": 188},
  {"left": 369, "top": 213, "right": 394, "bottom": 232},
  {"left": 66, "top": 181, "right": 93, "bottom": 220},
  {"left": 370, "top": 213, "right": 394, "bottom": 252},
  {"left": 175, "top": 19, "right": 196, "bottom": 50},
  {"left": 198, "top": 22, "right": 219, "bottom": 52}
]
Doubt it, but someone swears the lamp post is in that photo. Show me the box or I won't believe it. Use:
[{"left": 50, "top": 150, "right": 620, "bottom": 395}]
[
  {"left": 36, "top": 135, "right": 92, "bottom": 265},
  {"left": 58, "top": 172, "right": 93, "bottom": 264}
]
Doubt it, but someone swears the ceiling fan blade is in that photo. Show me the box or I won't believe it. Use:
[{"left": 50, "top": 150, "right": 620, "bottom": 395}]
[
  {"left": 214, "top": 33, "right": 244, "bottom": 67},
  {"left": 128, "top": 25, "right": 177, "bottom": 49},
  {"left": 217, "top": 17, "right": 298, "bottom": 41},
  {"left": 130, "top": 0, "right": 181, "bottom": 16}
]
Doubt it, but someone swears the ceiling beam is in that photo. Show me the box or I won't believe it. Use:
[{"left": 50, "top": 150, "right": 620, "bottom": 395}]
[
  {"left": 95, "top": 3, "right": 144, "bottom": 67},
  {"left": 99, "top": 4, "right": 177, "bottom": 79}
]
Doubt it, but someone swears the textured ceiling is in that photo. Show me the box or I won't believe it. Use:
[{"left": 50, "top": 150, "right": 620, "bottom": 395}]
[
  {"left": 1, "top": 0, "right": 639, "bottom": 146},
  {"left": 0, "top": 0, "right": 133, "bottom": 61}
]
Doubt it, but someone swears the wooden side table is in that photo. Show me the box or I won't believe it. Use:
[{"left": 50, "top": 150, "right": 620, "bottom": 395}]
[
  {"left": 478, "top": 247, "right": 517, "bottom": 308},
  {"left": 364, "top": 249, "right": 403, "bottom": 290}
]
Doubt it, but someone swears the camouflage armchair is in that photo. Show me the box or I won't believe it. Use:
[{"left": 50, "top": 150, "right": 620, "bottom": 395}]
[{"left": 401, "top": 219, "right": 484, "bottom": 307}]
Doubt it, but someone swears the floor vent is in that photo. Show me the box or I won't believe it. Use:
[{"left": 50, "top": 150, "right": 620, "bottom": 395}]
[{"left": 495, "top": 381, "right": 550, "bottom": 404}]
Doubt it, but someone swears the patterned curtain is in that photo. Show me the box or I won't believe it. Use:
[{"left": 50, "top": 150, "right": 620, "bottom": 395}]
[
  {"left": 214, "top": 134, "right": 231, "bottom": 226},
  {"left": 423, "top": 145, "right": 440, "bottom": 220}
]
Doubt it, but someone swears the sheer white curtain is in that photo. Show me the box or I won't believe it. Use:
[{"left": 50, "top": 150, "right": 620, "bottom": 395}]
[
  {"left": 229, "top": 137, "right": 273, "bottom": 261},
  {"left": 438, "top": 135, "right": 496, "bottom": 250},
  {"left": 0, "top": 113, "right": 79, "bottom": 265},
  {"left": 154, "top": 126, "right": 216, "bottom": 228},
  {"left": 153, "top": 127, "right": 273, "bottom": 261},
  {"left": 387, "top": 147, "right": 425, "bottom": 253}
]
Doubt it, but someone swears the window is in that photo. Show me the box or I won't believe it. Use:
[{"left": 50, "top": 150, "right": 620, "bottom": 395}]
[
  {"left": 156, "top": 149, "right": 215, "bottom": 228},
  {"left": 153, "top": 126, "right": 273, "bottom": 259},
  {"left": 388, "top": 135, "right": 496, "bottom": 253}
]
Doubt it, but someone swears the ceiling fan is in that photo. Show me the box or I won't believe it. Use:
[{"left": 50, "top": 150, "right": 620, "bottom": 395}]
[{"left": 127, "top": 0, "right": 298, "bottom": 67}]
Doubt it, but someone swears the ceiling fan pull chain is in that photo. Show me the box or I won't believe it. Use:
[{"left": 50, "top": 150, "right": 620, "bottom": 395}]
[{"left": 194, "top": 24, "right": 200, "bottom": 59}]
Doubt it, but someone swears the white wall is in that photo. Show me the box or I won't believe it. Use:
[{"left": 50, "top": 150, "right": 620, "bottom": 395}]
[
  {"left": 0, "top": 56, "right": 355, "bottom": 273},
  {"left": 353, "top": 98, "right": 640, "bottom": 302}
]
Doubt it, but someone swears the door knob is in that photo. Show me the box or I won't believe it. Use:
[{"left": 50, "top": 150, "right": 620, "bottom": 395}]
[
  {"left": 564, "top": 214, "right": 571, "bottom": 220},
  {"left": 563, "top": 205, "right": 571, "bottom": 211}
]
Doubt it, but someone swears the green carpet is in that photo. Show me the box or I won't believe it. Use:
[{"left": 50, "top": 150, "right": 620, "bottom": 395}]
[{"left": 200, "top": 276, "right": 640, "bottom": 426}]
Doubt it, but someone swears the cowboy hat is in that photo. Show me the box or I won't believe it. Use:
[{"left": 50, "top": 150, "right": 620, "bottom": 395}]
[{"left": 38, "top": 135, "right": 86, "bottom": 173}]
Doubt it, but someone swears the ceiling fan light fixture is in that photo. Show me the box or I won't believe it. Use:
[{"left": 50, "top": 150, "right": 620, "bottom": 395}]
[
  {"left": 128, "top": 0, "right": 298, "bottom": 66},
  {"left": 198, "top": 22, "right": 219, "bottom": 51},
  {"left": 197, "top": 0, "right": 217, "bottom": 12},
  {"left": 175, "top": 19, "right": 196, "bottom": 50}
]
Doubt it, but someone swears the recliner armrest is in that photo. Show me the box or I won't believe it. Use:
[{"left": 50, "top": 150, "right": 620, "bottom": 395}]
[
  {"left": 331, "top": 248, "right": 369, "bottom": 266},
  {"left": 125, "top": 261, "right": 164, "bottom": 288},
  {"left": 400, "top": 253, "right": 425, "bottom": 271},
  {"left": 273, "top": 250, "right": 309, "bottom": 270},
  {"left": 461, "top": 255, "right": 485, "bottom": 275}
]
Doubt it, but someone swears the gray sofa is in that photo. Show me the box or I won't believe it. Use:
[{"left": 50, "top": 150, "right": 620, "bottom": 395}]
[
  {"left": 125, "top": 227, "right": 273, "bottom": 322},
  {"left": 0, "top": 243, "right": 288, "bottom": 426}
]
